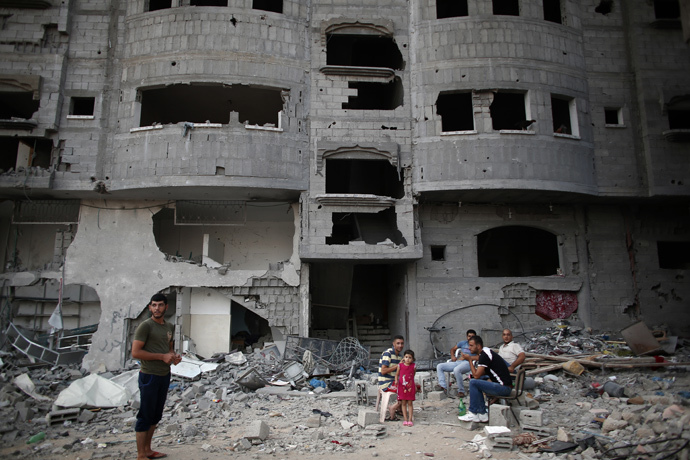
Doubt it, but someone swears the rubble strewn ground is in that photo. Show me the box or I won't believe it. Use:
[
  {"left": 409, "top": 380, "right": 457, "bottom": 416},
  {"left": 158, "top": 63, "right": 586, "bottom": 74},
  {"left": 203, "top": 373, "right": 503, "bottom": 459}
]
[{"left": 1, "top": 327, "right": 690, "bottom": 460}]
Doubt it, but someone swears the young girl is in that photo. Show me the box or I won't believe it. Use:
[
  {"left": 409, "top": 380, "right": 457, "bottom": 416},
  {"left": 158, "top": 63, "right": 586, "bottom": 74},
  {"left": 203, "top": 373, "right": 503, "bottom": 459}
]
[{"left": 397, "top": 349, "right": 416, "bottom": 426}]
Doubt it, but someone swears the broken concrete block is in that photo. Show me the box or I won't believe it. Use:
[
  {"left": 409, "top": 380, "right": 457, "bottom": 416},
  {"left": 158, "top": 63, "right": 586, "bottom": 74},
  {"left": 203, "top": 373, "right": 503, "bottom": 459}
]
[
  {"left": 357, "top": 409, "right": 379, "bottom": 427},
  {"left": 238, "top": 437, "right": 252, "bottom": 450},
  {"left": 77, "top": 410, "right": 96, "bottom": 423},
  {"left": 485, "top": 436, "right": 513, "bottom": 451},
  {"left": 519, "top": 410, "right": 543, "bottom": 427},
  {"left": 245, "top": 420, "right": 269, "bottom": 440},
  {"left": 181, "top": 424, "right": 198, "bottom": 437},
  {"left": 46, "top": 408, "right": 80, "bottom": 425},
  {"left": 181, "top": 387, "right": 196, "bottom": 402},
  {"left": 165, "top": 424, "right": 180, "bottom": 433},
  {"left": 17, "top": 406, "right": 35, "bottom": 422},
  {"left": 601, "top": 418, "right": 627, "bottom": 434},
  {"left": 340, "top": 420, "right": 355, "bottom": 430},
  {"left": 556, "top": 427, "right": 572, "bottom": 442},
  {"left": 488, "top": 404, "right": 519, "bottom": 429},
  {"left": 191, "top": 382, "right": 205, "bottom": 395}
]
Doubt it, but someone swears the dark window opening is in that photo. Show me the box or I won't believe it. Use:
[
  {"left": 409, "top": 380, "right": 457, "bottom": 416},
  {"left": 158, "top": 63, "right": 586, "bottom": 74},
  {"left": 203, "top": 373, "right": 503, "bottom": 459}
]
[
  {"left": 342, "top": 78, "right": 403, "bottom": 110},
  {"left": 543, "top": 0, "right": 562, "bottom": 23},
  {"left": 0, "top": 91, "right": 40, "bottom": 120},
  {"left": 148, "top": 0, "right": 172, "bottom": 11},
  {"left": 437, "top": 92, "right": 474, "bottom": 132},
  {"left": 253, "top": 0, "right": 282, "bottom": 13},
  {"left": 668, "top": 110, "right": 690, "bottom": 129},
  {"left": 437, "top": 0, "right": 469, "bottom": 18},
  {"left": 326, "top": 34, "right": 403, "bottom": 70},
  {"left": 0, "top": 137, "right": 52, "bottom": 171},
  {"left": 489, "top": 92, "right": 526, "bottom": 130},
  {"left": 654, "top": 0, "right": 680, "bottom": 19},
  {"left": 493, "top": 0, "right": 520, "bottom": 16},
  {"left": 478, "top": 226, "right": 559, "bottom": 277},
  {"left": 70, "top": 97, "right": 95, "bottom": 116},
  {"left": 604, "top": 108, "right": 620, "bottom": 125},
  {"left": 551, "top": 95, "right": 572, "bottom": 134},
  {"left": 139, "top": 83, "right": 284, "bottom": 127},
  {"left": 595, "top": 0, "right": 612, "bottom": 15},
  {"left": 658, "top": 241, "right": 690, "bottom": 269},
  {"left": 431, "top": 245, "right": 446, "bottom": 261},
  {"left": 231, "top": 301, "right": 271, "bottom": 351},
  {"left": 326, "top": 159, "right": 403, "bottom": 198},
  {"left": 326, "top": 209, "right": 406, "bottom": 246},
  {"left": 191, "top": 0, "right": 227, "bottom": 5}
]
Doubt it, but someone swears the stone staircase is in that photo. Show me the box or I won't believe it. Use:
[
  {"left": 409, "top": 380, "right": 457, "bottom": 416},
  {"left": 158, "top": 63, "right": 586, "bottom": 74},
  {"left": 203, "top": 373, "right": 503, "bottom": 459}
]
[{"left": 355, "top": 325, "right": 392, "bottom": 360}]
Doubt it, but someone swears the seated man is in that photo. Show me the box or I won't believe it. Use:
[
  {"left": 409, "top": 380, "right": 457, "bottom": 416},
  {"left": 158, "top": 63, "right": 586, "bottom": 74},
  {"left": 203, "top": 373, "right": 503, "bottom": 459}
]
[
  {"left": 435, "top": 329, "right": 476, "bottom": 397},
  {"left": 458, "top": 335, "right": 513, "bottom": 423},
  {"left": 378, "top": 335, "right": 405, "bottom": 420},
  {"left": 498, "top": 328, "right": 526, "bottom": 373}
]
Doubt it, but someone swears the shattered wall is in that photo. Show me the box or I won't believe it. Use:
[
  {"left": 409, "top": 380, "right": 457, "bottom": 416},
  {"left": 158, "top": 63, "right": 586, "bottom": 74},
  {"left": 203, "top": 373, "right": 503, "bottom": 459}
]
[{"left": 63, "top": 200, "right": 302, "bottom": 371}]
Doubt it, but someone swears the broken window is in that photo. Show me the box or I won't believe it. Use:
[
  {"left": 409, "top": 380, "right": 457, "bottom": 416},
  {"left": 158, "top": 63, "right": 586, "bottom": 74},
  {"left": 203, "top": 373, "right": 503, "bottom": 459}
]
[
  {"left": 493, "top": 0, "right": 519, "bottom": 16},
  {"left": 147, "top": 0, "right": 171, "bottom": 11},
  {"left": 431, "top": 245, "right": 446, "bottom": 261},
  {"left": 437, "top": 91, "right": 474, "bottom": 132},
  {"left": 190, "top": 0, "right": 228, "bottom": 5},
  {"left": 543, "top": 0, "right": 562, "bottom": 24},
  {"left": 326, "top": 209, "right": 406, "bottom": 246},
  {"left": 478, "top": 226, "right": 559, "bottom": 277},
  {"left": 325, "top": 159, "right": 403, "bottom": 198},
  {"left": 231, "top": 301, "right": 271, "bottom": 351},
  {"left": 0, "top": 137, "right": 53, "bottom": 171},
  {"left": 437, "top": 0, "right": 468, "bottom": 18},
  {"left": 0, "top": 90, "right": 40, "bottom": 120},
  {"left": 668, "top": 109, "right": 690, "bottom": 129},
  {"left": 139, "top": 83, "right": 284, "bottom": 127},
  {"left": 489, "top": 91, "right": 527, "bottom": 130},
  {"left": 69, "top": 97, "right": 95, "bottom": 116},
  {"left": 253, "top": 0, "right": 282, "bottom": 13},
  {"left": 326, "top": 34, "right": 403, "bottom": 70},
  {"left": 551, "top": 94, "right": 576, "bottom": 135},
  {"left": 658, "top": 241, "right": 690, "bottom": 269},
  {"left": 342, "top": 78, "right": 403, "bottom": 110},
  {"left": 654, "top": 0, "right": 680, "bottom": 19},
  {"left": 605, "top": 107, "right": 622, "bottom": 125}
]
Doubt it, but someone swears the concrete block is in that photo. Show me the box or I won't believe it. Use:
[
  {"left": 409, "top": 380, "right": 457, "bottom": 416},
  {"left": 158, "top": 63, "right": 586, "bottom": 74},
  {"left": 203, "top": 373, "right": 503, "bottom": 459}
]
[
  {"left": 520, "top": 410, "right": 543, "bottom": 427},
  {"left": 46, "top": 408, "right": 80, "bottom": 425},
  {"left": 357, "top": 409, "right": 379, "bottom": 427},
  {"left": 426, "top": 391, "right": 447, "bottom": 401},
  {"left": 488, "top": 404, "right": 519, "bottom": 429},
  {"left": 77, "top": 409, "right": 96, "bottom": 423},
  {"left": 305, "top": 415, "right": 321, "bottom": 428},
  {"left": 245, "top": 420, "right": 269, "bottom": 441}
]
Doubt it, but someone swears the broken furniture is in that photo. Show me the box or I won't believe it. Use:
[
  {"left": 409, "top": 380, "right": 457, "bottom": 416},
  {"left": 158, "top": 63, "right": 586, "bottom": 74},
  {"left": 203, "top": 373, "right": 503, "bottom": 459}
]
[
  {"left": 5, "top": 322, "right": 87, "bottom": 366},
  {"left": 620, "top": 321, "right": 663, "bottom": 356}
]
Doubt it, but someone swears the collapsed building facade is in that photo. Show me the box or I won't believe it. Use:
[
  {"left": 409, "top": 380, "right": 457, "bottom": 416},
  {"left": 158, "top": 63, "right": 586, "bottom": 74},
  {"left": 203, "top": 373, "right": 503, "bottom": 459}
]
[{"left": 0, "top": 0, "right": 688, "bottom": 372}]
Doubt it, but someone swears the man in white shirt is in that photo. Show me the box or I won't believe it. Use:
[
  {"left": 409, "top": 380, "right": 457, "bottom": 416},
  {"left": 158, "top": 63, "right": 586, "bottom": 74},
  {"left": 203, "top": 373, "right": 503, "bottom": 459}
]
[{"left": 497, "top": 329, "right": 525, "bottom": 373}]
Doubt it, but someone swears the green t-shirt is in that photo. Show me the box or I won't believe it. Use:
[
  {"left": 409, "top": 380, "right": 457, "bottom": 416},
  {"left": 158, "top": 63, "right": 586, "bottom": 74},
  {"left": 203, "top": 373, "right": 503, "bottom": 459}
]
[{"left": 133, "top": 318, "right": 175, "bottom": 376}]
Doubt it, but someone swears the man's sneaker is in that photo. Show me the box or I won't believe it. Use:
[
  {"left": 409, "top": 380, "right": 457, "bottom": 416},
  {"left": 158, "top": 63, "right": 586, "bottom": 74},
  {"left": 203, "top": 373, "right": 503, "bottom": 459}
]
[{"left": 458, "top": 412, "right": 489, "bottom": 423}]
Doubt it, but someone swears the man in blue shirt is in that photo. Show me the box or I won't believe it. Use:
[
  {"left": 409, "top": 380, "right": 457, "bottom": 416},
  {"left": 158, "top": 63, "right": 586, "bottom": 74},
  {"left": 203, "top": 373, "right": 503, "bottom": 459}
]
[{"left": 435, "top": 329, "right": 476, "bottom": 398}]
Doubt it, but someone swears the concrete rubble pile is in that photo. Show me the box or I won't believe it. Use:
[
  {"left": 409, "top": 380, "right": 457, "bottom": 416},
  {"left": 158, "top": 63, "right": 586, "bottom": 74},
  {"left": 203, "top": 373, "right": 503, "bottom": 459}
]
[{"left": 0, "top": 329, "right": 689, "bottom": 459}]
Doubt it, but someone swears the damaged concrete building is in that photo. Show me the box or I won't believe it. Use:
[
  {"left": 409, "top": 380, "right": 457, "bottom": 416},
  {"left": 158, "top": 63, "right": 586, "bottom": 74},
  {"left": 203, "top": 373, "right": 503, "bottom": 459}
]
[{"left": 0, "top": 0, "right": 688, "bottom": 372}]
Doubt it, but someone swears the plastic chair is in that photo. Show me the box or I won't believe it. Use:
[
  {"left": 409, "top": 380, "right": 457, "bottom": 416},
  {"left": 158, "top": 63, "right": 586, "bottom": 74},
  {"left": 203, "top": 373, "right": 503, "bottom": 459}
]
[{"left": 375, "top": 387, "right": 398, "bottom": 423}]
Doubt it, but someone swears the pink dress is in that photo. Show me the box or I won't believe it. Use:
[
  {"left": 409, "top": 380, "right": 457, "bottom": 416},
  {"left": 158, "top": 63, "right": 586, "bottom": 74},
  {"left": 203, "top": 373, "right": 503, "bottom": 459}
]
[{"left": 397, "top": 362, "right": 416, "bottom": 401}]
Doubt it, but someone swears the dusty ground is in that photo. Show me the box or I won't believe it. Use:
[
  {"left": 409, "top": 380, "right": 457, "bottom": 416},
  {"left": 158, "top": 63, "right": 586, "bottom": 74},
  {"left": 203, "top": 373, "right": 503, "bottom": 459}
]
[{"left": 2, "top": 398, "right": 518, "bottom": 460}]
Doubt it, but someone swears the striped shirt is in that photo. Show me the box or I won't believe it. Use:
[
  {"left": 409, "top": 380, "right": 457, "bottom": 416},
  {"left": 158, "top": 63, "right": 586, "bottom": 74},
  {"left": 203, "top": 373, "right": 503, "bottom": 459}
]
[{"left": 377, "top": 347, "right": 402, "bottom": 389}]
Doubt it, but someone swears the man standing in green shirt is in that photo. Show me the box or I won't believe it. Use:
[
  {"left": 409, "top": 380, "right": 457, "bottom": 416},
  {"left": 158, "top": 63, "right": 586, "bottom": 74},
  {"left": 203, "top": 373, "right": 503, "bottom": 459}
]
[{"left": 132, "top": 293, "right": 181, "bottom": 460}]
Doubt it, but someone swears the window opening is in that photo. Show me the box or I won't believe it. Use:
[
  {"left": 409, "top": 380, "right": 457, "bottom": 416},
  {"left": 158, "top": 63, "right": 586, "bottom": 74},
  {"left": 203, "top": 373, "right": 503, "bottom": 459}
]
[
  {"left": 253, "top": 0, "right": 282, "bottom": 13},
  {"left": 654, "top": 0, "right": 680, "bottom": 19},
  {"left": 595, "top": 0, "right": 612, "bottom": 15},
  {"left": 326, "top": 209, "right": 406, "bottom": 246},
  {"left": 326, "top": 34, "right": 403, "bottom": 70},
  {"left": 437, "top": 0, "right": 469, "bottom": 18},
  {"left": 551, "top": 95, "right": 573, "bottom": 134},
  {"left": 0, "top": 91, "right": 40, "bottom": 120},
  {"left": 493, "top": 0, "right": 519, "bottom": 16},
  {"left": 139, "top": 83, "right": 284, "bottom": 127},
  {"left": 325, "top": 159, "right": 403, "bottom": 198},
  {"left": 436, "top": 92, "right": 474, "bottom": 132},
  {"left": 668, "top": 110, "right": 690, "bottom": 129},
  {"left": 431, "top": 245, "right": 446, "bottom": 261},
  {"left": 489, "top": 92, "right": 526, "bottom": 130},
  {"left": 658, "top": 241, "right": 690, "bottom": 269},
  {"left": 342, "top": 78, "right": 403, "bottom": 110},
  {"left": 543, "top": 0, "right": 562, "bottom": 23},
  {"left": 231, "top": 301, "right": 271, "bottom": 351},
  {"left": 604, "top": 108, "right": 621, "bottom": 125},
  {"left": 0, "top": 137, "right": 52, "bottom": 171},
  {"left": 70, "top": 97, "right": 95, "bottom": 116},
  {"left": 190, "top": 0, "right": 228, "bottom": 5},
  {"left": 148, "top": 0, "right": 172, "bottom": 11},
  {"left": 478, "top": 226, "right": 559, "bottom": 277}
]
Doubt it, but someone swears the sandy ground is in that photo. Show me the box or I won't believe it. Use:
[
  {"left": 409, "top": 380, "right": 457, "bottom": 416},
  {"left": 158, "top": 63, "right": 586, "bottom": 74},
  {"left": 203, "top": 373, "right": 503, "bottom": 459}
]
[{"left": 3, "top": 398, "right": 520, "bottom": 460}]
